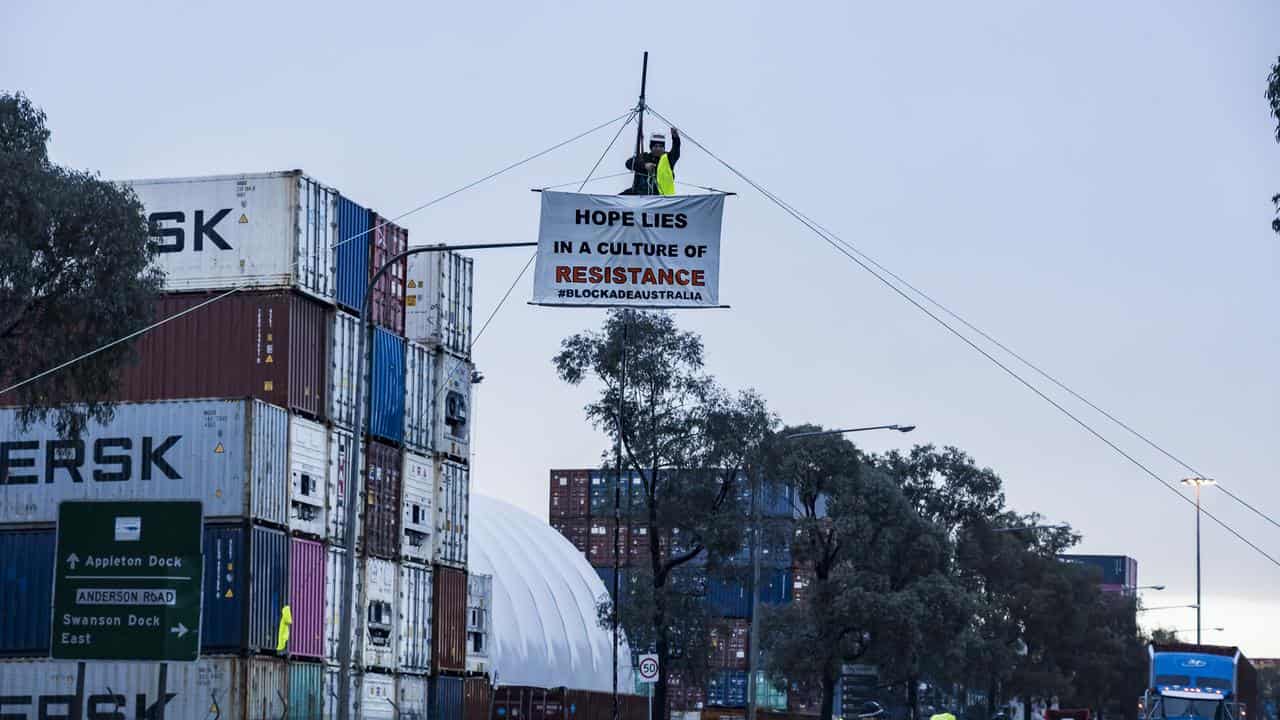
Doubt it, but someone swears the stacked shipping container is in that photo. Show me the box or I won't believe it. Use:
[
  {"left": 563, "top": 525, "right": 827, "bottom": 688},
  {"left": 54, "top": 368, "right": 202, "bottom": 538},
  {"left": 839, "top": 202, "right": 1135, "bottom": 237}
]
[{"left": 0, "top": 171, "right": 477, "bottom": 720}]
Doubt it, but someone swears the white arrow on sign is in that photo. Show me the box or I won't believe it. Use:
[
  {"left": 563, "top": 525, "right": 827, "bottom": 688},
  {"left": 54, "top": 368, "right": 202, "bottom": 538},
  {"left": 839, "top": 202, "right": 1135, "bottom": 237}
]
[
  {"left": 66, "top": 553, "right": 80, "bottom": 570},
  {"left": 170, "top": 622, "right": 188, "bottom": 638}
]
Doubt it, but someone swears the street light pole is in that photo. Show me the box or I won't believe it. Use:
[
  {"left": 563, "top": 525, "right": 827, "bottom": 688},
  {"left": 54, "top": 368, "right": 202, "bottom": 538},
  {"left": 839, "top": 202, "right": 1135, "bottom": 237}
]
[
  {"left": 744, "top": 424, "right": 917, "bottom": 720},
  {"left": 336, "top": 240, "right": 537, "bottom": 720},
  {"left": 1181, "top": 477, "right": 1215, "bottom": 647}
]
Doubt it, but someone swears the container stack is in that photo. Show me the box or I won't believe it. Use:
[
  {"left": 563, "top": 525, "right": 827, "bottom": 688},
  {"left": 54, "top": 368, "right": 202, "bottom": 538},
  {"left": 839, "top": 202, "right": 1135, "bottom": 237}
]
[
  {"left": 0, "top": 170, "right": 477, "bottom": 720},
  {"left": 548, "top": 468, "right": 801, "bottom": 718}
]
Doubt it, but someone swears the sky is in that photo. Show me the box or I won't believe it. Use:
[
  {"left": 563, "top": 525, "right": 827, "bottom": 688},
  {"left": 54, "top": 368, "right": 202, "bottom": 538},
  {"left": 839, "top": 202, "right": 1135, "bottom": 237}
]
[{"left": 4, "top": 1, "right": 1278, "bottom": 655}]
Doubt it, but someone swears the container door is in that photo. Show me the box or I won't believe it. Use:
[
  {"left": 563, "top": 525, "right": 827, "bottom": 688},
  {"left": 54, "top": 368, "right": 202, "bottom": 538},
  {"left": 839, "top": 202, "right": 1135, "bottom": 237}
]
[{"left": 288, "top": 415, "right": 328, "bottom": 538}]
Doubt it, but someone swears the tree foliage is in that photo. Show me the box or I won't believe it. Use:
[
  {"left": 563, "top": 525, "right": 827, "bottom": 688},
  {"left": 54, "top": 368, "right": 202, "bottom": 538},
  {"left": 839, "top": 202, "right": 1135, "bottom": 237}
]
[
  {"left": 1268, "top": 57, "right": 1280, "bottom": 234},
  {"left": 0, "top": 92, "right": 163, "bottom": 434}
]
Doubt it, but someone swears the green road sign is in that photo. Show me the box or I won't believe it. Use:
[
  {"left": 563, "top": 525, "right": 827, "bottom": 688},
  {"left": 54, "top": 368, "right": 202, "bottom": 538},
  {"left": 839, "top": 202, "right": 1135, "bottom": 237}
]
[{"left": 51, "top": 501, "right": 203, "bottom": 661}]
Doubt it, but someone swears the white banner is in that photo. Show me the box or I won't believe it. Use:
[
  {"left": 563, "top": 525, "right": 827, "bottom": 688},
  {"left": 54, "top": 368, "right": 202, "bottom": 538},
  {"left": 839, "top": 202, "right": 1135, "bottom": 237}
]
[{"left": 531, "top": 191, "right": 724, "bottom": 308}]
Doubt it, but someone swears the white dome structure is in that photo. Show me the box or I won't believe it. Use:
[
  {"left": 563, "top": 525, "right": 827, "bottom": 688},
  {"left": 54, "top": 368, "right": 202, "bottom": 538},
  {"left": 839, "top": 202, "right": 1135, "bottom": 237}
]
[{"left": 469, "top": 494, "right": 636, "bottom": 692}]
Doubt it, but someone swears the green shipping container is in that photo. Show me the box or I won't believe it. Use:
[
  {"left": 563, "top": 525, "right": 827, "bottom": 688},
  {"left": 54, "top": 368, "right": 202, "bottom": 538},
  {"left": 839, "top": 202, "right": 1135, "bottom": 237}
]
[
  {"left": 288, "top": 661, "right": 325, "bottom": 720},
  {"left": 754, "top": 673, "right": 787, "bottom": 712}
]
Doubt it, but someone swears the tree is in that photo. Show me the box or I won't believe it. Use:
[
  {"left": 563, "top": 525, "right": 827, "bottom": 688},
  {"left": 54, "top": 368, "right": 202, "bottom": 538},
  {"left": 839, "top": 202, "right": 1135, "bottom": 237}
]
[
  {"left": 555, "top": 309, "right": 774, "bottom": 718},
  {"left": 758, "top": 426, "right": 961, "bottom": 720},
  {"left": 0, "top": 92, "right": 163, "bottom": 434},
  {"left": 1268, "top": 57, "right": 1279, "bottom": 234}
]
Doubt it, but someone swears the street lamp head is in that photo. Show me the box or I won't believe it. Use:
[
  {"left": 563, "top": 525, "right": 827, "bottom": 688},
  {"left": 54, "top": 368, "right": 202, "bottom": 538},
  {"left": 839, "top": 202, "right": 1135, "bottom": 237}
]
[
  {"left": 896, "top": 425, "right": 916, "bottom": 433},
  {"left": 1181, "top": 477, "right": 1217, "bottom": 487},
  {"left": 1151, "top": 585, "right": 1166, "bottom": 591}
]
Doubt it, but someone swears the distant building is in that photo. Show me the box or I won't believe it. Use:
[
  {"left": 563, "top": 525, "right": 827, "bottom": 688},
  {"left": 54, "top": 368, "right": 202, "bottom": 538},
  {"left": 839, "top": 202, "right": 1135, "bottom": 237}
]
[{"left": 1058, "top": 554, "right": 1139, "bottom": 595}]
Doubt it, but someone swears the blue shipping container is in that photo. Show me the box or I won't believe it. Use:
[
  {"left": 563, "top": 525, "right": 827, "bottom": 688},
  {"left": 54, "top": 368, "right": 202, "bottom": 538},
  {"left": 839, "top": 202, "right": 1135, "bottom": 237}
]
[
  {"left": 288, "top": 661, "right": 324, "bottom": 720},
  {"left": 203, "top": 523, "right": 288, "bottom": 652},
  {"left": 709, "top": 577, "right": 751, "bottom": 618},
  {"left": 431, "top": 674, "right": 465, "bottom": 720},
  {"left": 0, "top": 528, "right": 55, "bottom": 656},
  {"left": 336, "top": 196, "right": 371, "bottom": 312},
  {"left": 760, "top": 567, "right": 793, "bottom": 606},
  {"left": 707, "top": 670, "right": 749, "bottom": 707},
  {"left": 369, "top": 328, "right": 406, "bottom": 444}
]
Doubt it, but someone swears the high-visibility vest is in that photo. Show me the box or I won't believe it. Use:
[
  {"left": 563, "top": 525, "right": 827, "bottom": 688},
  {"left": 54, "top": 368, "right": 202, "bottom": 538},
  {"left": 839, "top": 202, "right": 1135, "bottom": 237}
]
[
  {"left": 656, "top": 153, "right": 675, "bottom": 195},
  {"left": 277, "top": 604, "right": 293, "bottom": 652}
]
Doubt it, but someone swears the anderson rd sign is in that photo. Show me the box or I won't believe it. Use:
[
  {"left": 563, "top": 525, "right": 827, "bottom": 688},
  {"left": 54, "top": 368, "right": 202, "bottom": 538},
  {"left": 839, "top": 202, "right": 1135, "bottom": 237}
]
[{"left": 51, "top": 500, "right": 203, "bottom": 661}]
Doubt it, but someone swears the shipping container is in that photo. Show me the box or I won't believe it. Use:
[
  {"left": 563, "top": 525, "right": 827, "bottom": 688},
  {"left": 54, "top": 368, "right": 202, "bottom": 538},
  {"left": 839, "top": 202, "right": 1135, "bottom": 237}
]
[
  {"left": 398, "top": 674, "right": 430, "bottom": 719},
  {"left": 434, "top": 350, "right": 473, "bottom": 461},
  {"left": 707, "top": 671, "right": 749, "bottom": 708},
  {"left": 289, "top": 536, "right": 326, "bottom": 659},
  {"left": 708, "top": 578, "right": 751, "bottom": 619},
  {"left": 466, "top": 573, "right": 493, "bottom": 674},
  {"left": 432, "top": 565, "right": 467, "bottom": 674},
  {"left": 289, "top": 660, "right": 325, "bottom": 720},
  {"left": 405, "top": 249, "right": 474, "bottom": 356},
  {"left": 359, "top": 557, "right": 398, "bottom": 671},
  {"left": 402, "top": 451, "right": 436, "bottom": 564},
  {"left": 369, "top": 329, "right": 407, "bottom": 444},
  {"left": 434, "top": 458, "right": 469, "bottom": 568},
  {"left": 550, "top": 469, "right": 591, "bottom": 519},
  {"left": 324, "top": 665, "right": 358, "bottom": 719},
  {"left": 323, "top": 546, "right": 358, "bottom": 665},
  {"left": 760, "top": 568, "right": 794, "bottom": 606},
  {"left": 369, "top": 212, "right": 408, "bottom": 336},
  {"left": 326, "top": 427, "right": 363, "bottom": 548},
  {"left": 709, "top": 619, "right": 750, "bottom": 670},
  {"left": 589, "top": 471, "right": 613, "bottom": 516},
  {"left": 551, "top": 518, "right": 590, "bottom": 556},
  {"left": 464, "top": 677, "right": 492, "bottom": 720},
  {"left": 113, "top": 290, "right": 328, "bottom": 419},
  {"left": 1059, "top": 554, "right": 1138, "bottom": 588},
  {"left": 404, "top": 341, "right": 436, "bottom": 453},
  {"left": 336, "top": 195, "right": 372, "bottom": 313},
  {"left": 627, "top": 523, "right": 670, "bottom": 566},
  {"left": 364, "top": 439, "right": 403, "bottom": 559},
  {"left": 203, "top": 523, "right": 288, "bottom": 653},
  {"left": 669, "top": 673, "right": 706, "bottom": 711},
  {"left": 398, "top": 562, "right": 434, "bottom": 673},
  {"left": 329, "top": 309, "right": 360, "bottom": 428},
  {"left": 431, "top": 675, "right": 465, "bottom": 720},
  {"left": 0, "top": 656, "right": 302, "bottom": 720},
  {"left": 359, "top": 672, "right": 397, "bottom": 719},
  {"left": 588, "top": 520, "right": 630, "bottom": 565},
  {"left": 0, "top": 399, "right": 287, "bottom": 526},
  {"left": 0, "top": 528, "right": 54, "bottom": 656},
  {"left": 701, "top": 711, "right": 746, "bottom": 720},
  {"left": 289, "top": 415, "right": 328, "bottom": 538},
  {"left": 128, "top": 170, "right": 338, "bottom": 300}
]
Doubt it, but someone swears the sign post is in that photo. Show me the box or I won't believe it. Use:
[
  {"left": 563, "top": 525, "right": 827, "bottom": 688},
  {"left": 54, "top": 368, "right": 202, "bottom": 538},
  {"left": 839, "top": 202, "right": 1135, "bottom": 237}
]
[{"left": 51, "top": 500, "right": 203, "bottom": 662}]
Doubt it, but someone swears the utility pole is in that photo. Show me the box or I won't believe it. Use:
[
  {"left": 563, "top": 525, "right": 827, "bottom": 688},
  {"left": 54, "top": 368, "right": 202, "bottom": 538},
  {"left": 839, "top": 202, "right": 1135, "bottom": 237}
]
[{"left": 746, "top": 464, "right": 762, "bottom": 720}]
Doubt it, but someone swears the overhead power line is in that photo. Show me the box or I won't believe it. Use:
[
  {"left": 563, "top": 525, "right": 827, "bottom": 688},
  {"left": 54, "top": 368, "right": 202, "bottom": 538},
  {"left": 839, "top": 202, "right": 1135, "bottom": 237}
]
[{"left": 645, "top": 105, "right": 1280, "bottom": 571}]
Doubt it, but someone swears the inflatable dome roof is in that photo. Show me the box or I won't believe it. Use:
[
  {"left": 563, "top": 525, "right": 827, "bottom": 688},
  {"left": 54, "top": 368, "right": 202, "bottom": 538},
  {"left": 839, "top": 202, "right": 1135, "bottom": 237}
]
[{"left": 469, "top": 494, "right": 636, "bottom": 692}]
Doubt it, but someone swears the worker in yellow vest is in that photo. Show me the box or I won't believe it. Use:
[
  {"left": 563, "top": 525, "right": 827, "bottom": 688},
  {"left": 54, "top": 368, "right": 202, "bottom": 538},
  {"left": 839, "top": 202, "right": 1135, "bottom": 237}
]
[{"left": 623, "top": 128, "right": 681, "bottom": 195}]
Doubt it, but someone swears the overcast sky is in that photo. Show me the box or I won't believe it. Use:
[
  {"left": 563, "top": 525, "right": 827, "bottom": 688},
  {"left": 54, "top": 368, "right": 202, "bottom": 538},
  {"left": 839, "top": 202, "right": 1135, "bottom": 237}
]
[{"left": 5, "top": 1, "right": 1278, "bottom": 655}]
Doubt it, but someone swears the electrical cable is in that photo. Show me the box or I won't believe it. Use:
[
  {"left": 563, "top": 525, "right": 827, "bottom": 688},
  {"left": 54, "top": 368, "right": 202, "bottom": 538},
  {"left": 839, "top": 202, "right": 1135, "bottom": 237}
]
[
  {"left": 0, "top": 285, "right": 246, "bottom": 399},
  {"left": 333, "top": 109, "right": 635, "bottom": 250},
  {"left": 579, "top": 111, "right": 638, "bottom": 192},
  {"left": 646, "top": 105, "right": 1280, "bottom": 570}
]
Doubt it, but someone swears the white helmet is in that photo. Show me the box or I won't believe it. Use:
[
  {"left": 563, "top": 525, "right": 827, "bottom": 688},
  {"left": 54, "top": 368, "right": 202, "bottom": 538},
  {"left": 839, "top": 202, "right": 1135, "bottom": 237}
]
[{"left": 649, "top": 132, "right": 666, "bottom": 146}]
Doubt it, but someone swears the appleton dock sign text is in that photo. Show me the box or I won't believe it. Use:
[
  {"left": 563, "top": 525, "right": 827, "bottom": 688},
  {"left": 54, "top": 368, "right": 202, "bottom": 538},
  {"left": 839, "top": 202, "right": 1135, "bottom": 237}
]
[{"left": 532, "top": 191, "right": 724, "bottom": 308}]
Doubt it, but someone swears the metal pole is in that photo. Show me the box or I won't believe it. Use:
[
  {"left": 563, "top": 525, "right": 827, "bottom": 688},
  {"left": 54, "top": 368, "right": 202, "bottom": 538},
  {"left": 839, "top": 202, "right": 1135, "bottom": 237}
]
[
  {"left": 746, "top": 465, "right": 762, "bottom": 720},
  {"left": 336, "top": 240, "right": 537, "bottom": 720},
  {"left": 613, "top": 311, "right": 629, "bottom": 720},
  {"left": 631, "top": 51, "right": 649, "bottom": 192},
  {"left": 1195, "top": 482, "right": 1202, "bottom": 646}
]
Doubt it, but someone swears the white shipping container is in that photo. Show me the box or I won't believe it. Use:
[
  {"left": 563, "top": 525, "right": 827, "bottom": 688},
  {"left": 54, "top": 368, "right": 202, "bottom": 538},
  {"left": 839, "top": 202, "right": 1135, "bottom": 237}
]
[
  {"left": 329, "top": 309, "right": 361, "bottom": 429},
  {"left": 289, "top": 414, "right": 328, "bottom": 538},
  {"left": 403, "top": 341, "right": 435, "bottom": 453},
  {"left": 466, "top": 572, "right": 493, "bottom": 674},
  {"left": 323, "top": 666, "right": 357, "bottom": 719},
  {"left": 358, "top": 673, "right": 397, "bottom": 720},
  {"left": 326, "top": 427, "right": 364, "bottom": 548},
  {"left": 0, "top": 656, "right": 289, "bottom": 720},
  {"left": 324, "top": 545, "right": 358, "bottom": 666},
  {"left": 434, "top": 458, "right": 469, "bottom": 568},
  {"left": 397, "top": 563, "right": 433, "bottom": 673},
  {"left": 401, "top": 451, "right": 435, "bottom": 563},
  {"left": 359, "top": 557, "right": 398, "bottom": 671},
  {"left": 433, "top": 350, "right": 473, "bottom": 461},
  {"left": 396, "top": 674, "right": 429, "bottom": 718},
  {"left": 128, "top": 170, "right": 337, "bottom": 299},
  {"left": 405, "top": 249, "right": 474, "bottom": 356},
  {"left": 0, "top": 399, "right": 287, "bottom": 525}
]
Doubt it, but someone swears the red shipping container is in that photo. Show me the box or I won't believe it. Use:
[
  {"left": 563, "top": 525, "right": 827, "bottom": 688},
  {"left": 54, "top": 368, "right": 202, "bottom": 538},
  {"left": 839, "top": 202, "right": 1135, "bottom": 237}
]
[
  {"left": 364, "top": 440, "right": 402, "bottom": 559},
  {"left": 587, "top": 521, "right": 629, "bottom": 566},
  {"left": 464, "top": 677, "right": 492, "bottom": 720},
  {"left": 288, "top": 536, "right": 325, "bottom": 658},
  {"left": 551, "top": 518, "right": 590, "bottom": 556},
  {"left": 549, "top": 470, "right": 590, "bottom": 518},
  {"left": 114, "top": 290, "right": 328, "bottom": 418},
  {"left": 369, "top": 212, "right": 407, "bottom": 336},
  {"left": 669, "top": 674, "right": 706, "bottom": 711},
  {"left": 709, "top": 619, "right": 750, "bottom": 670},
  {"left": 627, "top": 523, "right": 670, "bottom": 566},
  {"left": 433, "top": 565, "right": 467, "bottom": 673}
]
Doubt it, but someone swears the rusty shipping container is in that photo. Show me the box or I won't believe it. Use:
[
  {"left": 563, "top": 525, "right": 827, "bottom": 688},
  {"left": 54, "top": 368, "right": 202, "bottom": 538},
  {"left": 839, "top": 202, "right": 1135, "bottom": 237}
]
[
  {"left": 550, "top": 518, "right": 590, "bottom": 556},
  {"left": 463, "top": 677, "right": 491, "bottom": 720},
  {"left": 369, "top": 212, "right": 408, "bottom": 336},
  {"left": 432, "top": 565, "right": 467, "bottom": 674},
  {"left": 549, "top": 469, "right": 590, "bottom": 519},
  {"left": 114, "top": 289, "right": 328, "bottom": 419},
  {"left": 627, "top": 523, "right": 669, "bottom": 566},
  {"left": 709, "top": 619, "right": 750, "bottom": 670},
  {"left": 364, "top": 439, "right": 403, "bottom": 559},
  {"left": 588, "top": 520, "right": 629, "bottom": 565}
]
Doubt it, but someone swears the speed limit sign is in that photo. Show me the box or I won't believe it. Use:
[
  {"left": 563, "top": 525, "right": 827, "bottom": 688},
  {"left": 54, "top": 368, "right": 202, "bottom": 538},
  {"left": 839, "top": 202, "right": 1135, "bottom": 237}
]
[{"left": 637, "top": 654, "right": 659, "bottom": 683}]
